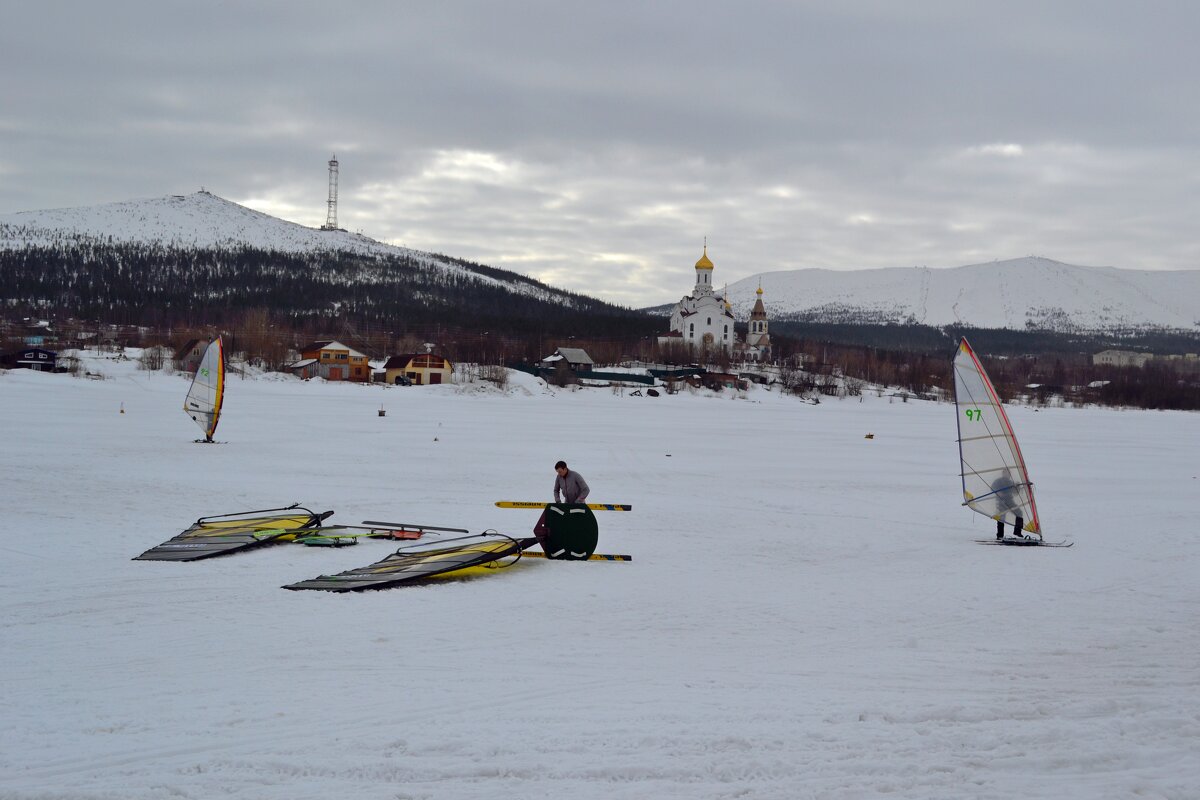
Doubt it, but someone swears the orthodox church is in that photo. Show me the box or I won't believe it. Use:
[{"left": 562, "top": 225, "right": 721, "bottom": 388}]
[
  {"left": 741, "top": 282, "right": 772, "bottom": 362},
  {"left": 658, "top": 246, "right": 771, "bottom": 361},
  {"left": 658, "top": 245, "right": 736, "bottom": 353}
]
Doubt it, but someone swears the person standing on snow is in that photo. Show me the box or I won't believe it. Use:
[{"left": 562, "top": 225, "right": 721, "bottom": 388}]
[
  {"left": 552, "top": 460, "right": 589, "bottom": 504},
  {"left": 534, "top": 461, "right": 590, "bottom": 542},
  {"left": 989, "top": 470, "right": 1025, "bottom": 540}
]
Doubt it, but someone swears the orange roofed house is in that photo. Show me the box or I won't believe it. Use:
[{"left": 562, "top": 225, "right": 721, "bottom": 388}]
[{"left": 291, "top": 340, "right": 371, "bottom": 382}]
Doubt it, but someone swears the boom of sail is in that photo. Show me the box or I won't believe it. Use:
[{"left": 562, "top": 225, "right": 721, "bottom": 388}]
[
  {"left": 184, "top": 337, "right": 225, "bottom": 442},
  {"left": 952, "top": 337, "right": 1041, "bottom": 537}
]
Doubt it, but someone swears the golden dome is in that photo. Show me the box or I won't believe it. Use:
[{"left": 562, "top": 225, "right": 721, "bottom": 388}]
[{"left": 695, "top": 245, "right": 714, "bottom": 270}]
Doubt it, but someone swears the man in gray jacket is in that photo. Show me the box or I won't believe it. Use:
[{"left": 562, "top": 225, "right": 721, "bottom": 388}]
[
  {"left": 534, "top": 461, "right": 590, "bottom": 543},
  {"left": 553, "top": 460, "right": 590, "bottom": 504}
]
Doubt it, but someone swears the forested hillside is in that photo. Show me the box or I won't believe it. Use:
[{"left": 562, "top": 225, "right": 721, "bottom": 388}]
[{"left": 0, "top": 242, "right": 661, "bottom": 345}]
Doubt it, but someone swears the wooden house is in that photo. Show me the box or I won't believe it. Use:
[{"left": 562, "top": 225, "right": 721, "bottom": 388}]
[
  {"left": 541, "top": 347, "right": 594, "bottom": 371},
  {"left": 382, "top": 352, "right": 453, "bottom": 385},
  {"left": 175, "top": 339, "right": 212, "bottom": 373},
  {"left": 1, "top": 347, "right": 58, "bottom": 371},
  {"left": 286, "top": 358, "right": 320, "bottom": 380},
  {"left": 294, "top": 340, "right": 371, "bottom": 382}
]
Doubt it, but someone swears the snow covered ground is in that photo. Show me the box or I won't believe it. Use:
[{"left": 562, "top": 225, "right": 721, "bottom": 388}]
[{"left": 1, "top": 353, "right": 1197, "bottom": 799}]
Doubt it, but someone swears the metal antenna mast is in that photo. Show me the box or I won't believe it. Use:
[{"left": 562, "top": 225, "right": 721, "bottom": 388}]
[{"left": 321, "top": 154, "right": 339, "bottom": 230}]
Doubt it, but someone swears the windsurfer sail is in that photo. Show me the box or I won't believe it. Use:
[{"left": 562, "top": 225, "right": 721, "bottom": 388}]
[
  {"left": 283, "top": 533, "right": 538, "bottom": 592},
  {"left": 952, "top": 338, "right": 1042, "bottom": 540},
  {"left": 134, "top": 504, "right": 332, "bottom": 561},
  {"left": 184, "top": 336, "right": 225, "bottom": 443}
]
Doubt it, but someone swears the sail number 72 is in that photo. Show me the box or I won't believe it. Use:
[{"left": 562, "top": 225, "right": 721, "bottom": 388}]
[{"left": 964, "top": 409, "right": 982, "bottom": 422}]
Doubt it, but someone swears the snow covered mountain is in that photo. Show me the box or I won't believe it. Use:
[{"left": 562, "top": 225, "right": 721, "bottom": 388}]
[
  {"left": 719, "top": 258, "right": 1199, "bottom": 332},
  {"left": 0, "top": 192, "right": 668, "bottom": 342},
  {"left": 0, "top": 190, "right": 388, "bottom": 254},
  {"left": 0, "top": 191, "right": 557, "bottom": 303},
  {"left": 5, "top": 194, "right": 1196, "bottom": 333}
]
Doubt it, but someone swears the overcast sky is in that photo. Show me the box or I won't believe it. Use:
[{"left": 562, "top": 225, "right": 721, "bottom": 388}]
[{"left": 3, "top": 2, "right": 1198, "bottom": 306}]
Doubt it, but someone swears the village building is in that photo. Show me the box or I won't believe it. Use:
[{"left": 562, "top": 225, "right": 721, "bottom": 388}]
[
  {"left": 541, "top": 347, "right": 595, "bottom": 371},
  {"left": 175, "top": 338, "right": 212, "bottom": 374},
  {"left": 738, "top": 283, "right": 772, "bottom": 362},
  {"left": 1092, "top": 350, "right": 1153, "bottom": 368},
  {"left": 659, "top": 246, "right": 736, "bottom": 354},
  {"left": 382, "top": 352, "right": 454, "bottom": 385},
  {"left": 537, "top": 346, "right": 595, "bottom": 383},
  {"left": 290, "top": 340, "right": 371, "bottom": 382},
  {"left": 1, "top": 347, "right": 58, "bottom": 371},
  {"left": 21, "top": 319, "right": 55, "bottom": 347},
  {"left": 658, "top": 246, "right": 770, "bottom": 361}
]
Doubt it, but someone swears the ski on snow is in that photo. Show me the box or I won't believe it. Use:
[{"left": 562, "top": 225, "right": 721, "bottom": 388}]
[
  {"left": 495, "top": 501, "right": 632, "bottom": 511},
  {"left": 974, "top": 538, "right": 1074, "bottom": 547},
  {"left": 522, "top": 551, "right": 632, "bottom": 562}
]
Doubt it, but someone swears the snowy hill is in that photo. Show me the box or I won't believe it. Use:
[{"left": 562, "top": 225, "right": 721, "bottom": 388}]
[
  {"left": 714, "top": 257, "right": 1200, "bottom": 332},
  {"left": 0, "top": 193, "right": 670, "bottom": 341},
  {"left": 0, "top": 190, "right": 396, "bottom": 254},
  {"left": 0, "top": 191, "right": 555, "bottom": 302}
]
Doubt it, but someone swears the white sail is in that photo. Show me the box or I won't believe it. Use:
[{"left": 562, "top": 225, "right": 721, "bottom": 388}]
[
  {"left": 952, "top": 337, "right": 1041, "bottom": 536},
  {"left": 183, "top": 337, "right": 225, "bottom": 441}
]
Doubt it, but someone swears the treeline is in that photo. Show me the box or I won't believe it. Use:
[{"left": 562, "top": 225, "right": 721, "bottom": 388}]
[
  {"left": 770, "top": 320, "right": 1200, "bottom": 357},
  {"left": 3, "top": 241, "right": 1196, "bottom": 409},
  {"left": 0, "top": 243, "right": 662, "bottom": 343},
  {"left": 777, "top": 336, "right": 1200, "bottom": 410}
]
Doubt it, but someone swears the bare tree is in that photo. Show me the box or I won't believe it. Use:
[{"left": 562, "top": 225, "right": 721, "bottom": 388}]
[{"left": 138, "top": 345, "right": 169, "bottom": 371}]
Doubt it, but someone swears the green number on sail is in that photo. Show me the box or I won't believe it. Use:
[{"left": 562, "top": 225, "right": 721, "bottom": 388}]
[{"left": 965, "top": 409, "right": 982, "bottom": 421}]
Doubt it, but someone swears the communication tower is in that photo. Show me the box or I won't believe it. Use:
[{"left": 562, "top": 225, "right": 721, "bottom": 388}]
[{"left": 321, "top": 155, "right": 340, "bottom": 230}]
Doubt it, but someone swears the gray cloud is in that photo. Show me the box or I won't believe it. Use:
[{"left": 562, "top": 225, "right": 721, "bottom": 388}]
[{"left": 3, "top": 1, "right": 1198, "bottom": 306}]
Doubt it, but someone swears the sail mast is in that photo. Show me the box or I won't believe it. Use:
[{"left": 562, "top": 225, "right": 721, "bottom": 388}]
[{"left": 207, "top": 337, "right": 225, "bottom": 440}]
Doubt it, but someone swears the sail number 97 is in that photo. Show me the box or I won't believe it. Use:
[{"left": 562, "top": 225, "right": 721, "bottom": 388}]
[{"left": 964, "top": 409, "right": 982, "bottom": 422}]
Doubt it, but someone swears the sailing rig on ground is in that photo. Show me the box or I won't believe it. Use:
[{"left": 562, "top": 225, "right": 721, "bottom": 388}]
[
  {"left": 283, "top": 533, "right": 538, "bottom": 591},
  {"left": 184, "top": 337, "right": 225, "bottom": 443},
  {"left": 133, "top": 504, "right": 333, "bottom": 561},
  {"left": 952, "top": 338, "right": 1070, "bottom": 547},
  {"left": 133, "top": 508, "right": 471, "bottom": 561}
]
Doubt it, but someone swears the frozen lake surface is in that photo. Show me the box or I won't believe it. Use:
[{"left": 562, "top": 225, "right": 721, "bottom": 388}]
[{"left": 1, "top": 354, "right": 1197, "bottom": 799}]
